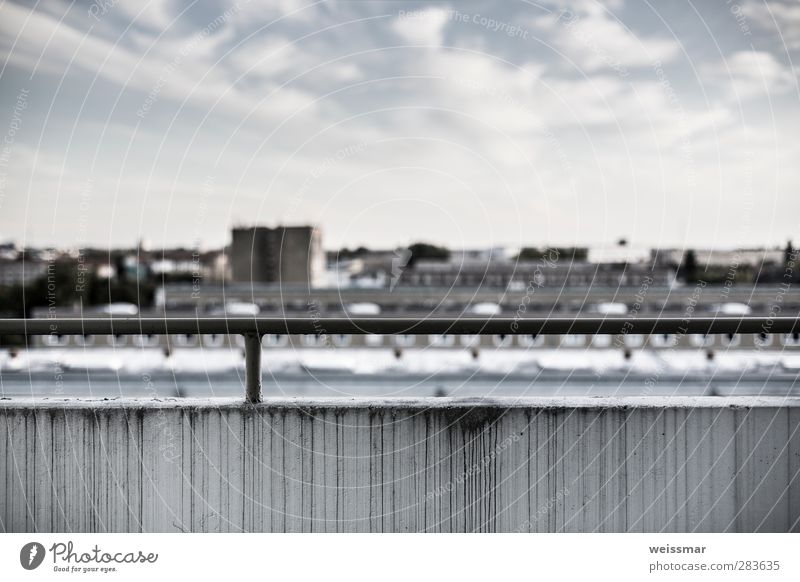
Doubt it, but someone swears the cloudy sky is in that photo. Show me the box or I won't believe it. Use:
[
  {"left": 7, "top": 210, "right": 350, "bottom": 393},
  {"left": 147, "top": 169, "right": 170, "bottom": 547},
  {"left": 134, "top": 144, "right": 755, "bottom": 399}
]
[{"left": 0, "top": 0, "right": 798, "bottom": 251}]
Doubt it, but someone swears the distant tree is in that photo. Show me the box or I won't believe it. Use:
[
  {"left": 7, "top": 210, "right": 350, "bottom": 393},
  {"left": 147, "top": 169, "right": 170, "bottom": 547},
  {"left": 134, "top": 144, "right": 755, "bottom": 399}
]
[
  {"left": 335, "top": 246, "right": 370, "bottom": 260},
  {"left": 557, "top": 247, "right": 588, "bottom": 261},
  {"left": 516, "top": 247, "right": 547, "bottom": 261},
  {"left": 785, "top": 240, "right": 797, "bottom": 282},
  {"left": 407, "top": 243, "right": 450, "bottom": 266},
  {"left": 0, "top": 259, "right": 155, "bottom": 321},
  {"left": 516, "top": 247, "right": 587, "bottom": 262},
  {"left": 113, "top": 253, "right": 127, "bottom": 282},
  {"left": 680, "top": 249, "right": 698, "bottom": 283}
]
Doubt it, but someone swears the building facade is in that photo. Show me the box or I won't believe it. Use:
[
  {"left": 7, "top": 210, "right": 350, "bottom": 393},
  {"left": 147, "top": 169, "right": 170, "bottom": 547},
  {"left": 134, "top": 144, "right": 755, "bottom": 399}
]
[{"left": 231, "top": 225, "right": 323, "bottom": 287}]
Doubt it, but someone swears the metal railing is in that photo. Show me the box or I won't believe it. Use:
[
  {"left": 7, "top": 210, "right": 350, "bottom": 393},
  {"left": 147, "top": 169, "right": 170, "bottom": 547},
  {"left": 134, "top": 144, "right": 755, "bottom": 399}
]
[{"left": 1, "top": 316, "right": 799, "bottom": 403}]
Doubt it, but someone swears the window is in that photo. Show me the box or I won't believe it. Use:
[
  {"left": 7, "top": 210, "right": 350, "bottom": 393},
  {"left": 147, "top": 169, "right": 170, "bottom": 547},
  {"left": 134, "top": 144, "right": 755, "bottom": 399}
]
[
  {"left": 395, "top": 334, "right": 416, "bottom": 347},
  {"left": 174, "top": 334, "right": 197, "bottom": 347},
  {"left": 203, "top": 334, "right": 225, "bottom": 348},
  {"left": 690, "top": 334, "right": 713, "bottom": 347},
  {"left": 781, "top": 333, "right": 800, "bottom": 347},
  {"left": 365, "top": 334, "right": 384, "bottom": 347},
  {"left": 429, "top": 334, "right": 455, "bottom": 347},
  {"left": 492, "top": 334, "right": 513, "bottom": 347},
  {"left": 74, "top": 334, "right": 95, "bottom": 347},
  {"left": 721, "top": 333, "right": 741, "bottom": 347},
  {"left": 623, "top": 334, "right": 644, "bottom": 348},
  {"left": 754, "top": 333, "right": 773, "bottom": 347},
  {"left": 591, "top": 335, "right": 612, "bottom": 347},
  {"left": 460, "top": 334, "right": 480, "bottom": 347},
  {"left": 262, "top": 334, "right": 289, "bottom": 347},
  {"left": 133, "top": 334, "right": 160, "bottom": 347},
  {"left": 333, "top": 334, "right": 352, "bottom": 347},
  {"left": 560, "top": 335, "right": 585, "bottom": 347},
  {"left": 108, "top": 334, "right": 128, "bottom": 347},
  {"left": 43, "top": 334, "right": 69, "bottom": 347},
  {"left": 519, "top": 334, "right": 545, "bottom": 347},
  {"left": 650, "top": 334, "right": 677, "bottom": 348},
  {"left": 301, "top": 334, "right": 326, "bottom": 347}
]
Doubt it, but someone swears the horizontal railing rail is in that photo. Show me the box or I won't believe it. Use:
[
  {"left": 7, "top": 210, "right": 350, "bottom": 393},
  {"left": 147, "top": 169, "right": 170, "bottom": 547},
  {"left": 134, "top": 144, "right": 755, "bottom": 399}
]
[
  {"left": 1, "top": 316, "right": 799, "bottom": 402},
  {"left": 1, "top": 316, "right": 799, "bottom": 336}
]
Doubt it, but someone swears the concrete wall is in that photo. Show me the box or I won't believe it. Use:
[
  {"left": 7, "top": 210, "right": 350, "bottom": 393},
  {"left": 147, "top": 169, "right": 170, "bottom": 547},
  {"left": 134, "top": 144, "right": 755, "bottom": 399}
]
[{"left": 1, "top": 397, "right": 799, "bottom": 532}]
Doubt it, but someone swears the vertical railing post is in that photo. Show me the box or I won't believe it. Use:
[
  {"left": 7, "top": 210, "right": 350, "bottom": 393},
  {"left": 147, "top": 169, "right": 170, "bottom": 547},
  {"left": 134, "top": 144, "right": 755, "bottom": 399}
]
[{"left": 243, "top": 332, "right": 262, "bottom": 403}]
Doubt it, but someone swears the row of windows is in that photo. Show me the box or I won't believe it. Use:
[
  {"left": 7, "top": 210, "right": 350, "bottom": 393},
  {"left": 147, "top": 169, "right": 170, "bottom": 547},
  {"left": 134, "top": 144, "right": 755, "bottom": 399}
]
[
  {"left": 39, "top": 332, "right": 800, "bottom": 348},
  {"left": 404, "top": 274, "right": 658, "bottom": 287}
]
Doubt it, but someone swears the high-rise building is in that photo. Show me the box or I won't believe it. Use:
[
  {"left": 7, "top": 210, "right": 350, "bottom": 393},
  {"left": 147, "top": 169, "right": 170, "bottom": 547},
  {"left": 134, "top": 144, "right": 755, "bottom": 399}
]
[{"left": 230, "top": 225, "right": 323, "bottom": 287}]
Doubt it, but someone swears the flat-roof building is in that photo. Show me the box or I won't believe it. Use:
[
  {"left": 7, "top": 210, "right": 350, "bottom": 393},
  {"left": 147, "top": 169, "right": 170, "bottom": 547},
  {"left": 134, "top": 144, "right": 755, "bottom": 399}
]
[{"left": 230, "top": 225, "right": 323, "bottom": 287}]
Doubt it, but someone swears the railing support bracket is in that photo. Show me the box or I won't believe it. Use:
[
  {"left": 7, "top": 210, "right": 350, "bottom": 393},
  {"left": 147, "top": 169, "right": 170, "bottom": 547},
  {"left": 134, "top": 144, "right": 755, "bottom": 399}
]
[{"left": 243, "top": 332, "right": 262, "bottom": 403}]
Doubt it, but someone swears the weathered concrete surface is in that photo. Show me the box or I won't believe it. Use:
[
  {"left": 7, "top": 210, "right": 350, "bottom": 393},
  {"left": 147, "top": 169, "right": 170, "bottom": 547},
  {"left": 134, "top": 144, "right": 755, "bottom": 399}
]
[{"left": 1, "top": 397, "right": 799, "bottom": 532}]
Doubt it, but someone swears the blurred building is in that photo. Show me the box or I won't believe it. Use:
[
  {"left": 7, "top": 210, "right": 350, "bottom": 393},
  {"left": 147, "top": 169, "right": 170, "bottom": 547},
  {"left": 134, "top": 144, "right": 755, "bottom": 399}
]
[
  {"left": 0, "top": 256, "right": 47, "bottom": 286},
  {"left": 391, "top": 259, "right": 672, "bottom": 289},
  {"left": 231, "top": 225, "right": 323, "bottom": 287},
  {"left": 652, "top": 248, "right": 785, "bottom": 269}
]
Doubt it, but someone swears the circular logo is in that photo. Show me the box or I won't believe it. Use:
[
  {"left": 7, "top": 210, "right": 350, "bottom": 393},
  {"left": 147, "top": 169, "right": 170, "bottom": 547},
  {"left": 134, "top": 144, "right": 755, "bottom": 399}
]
[{"left": 20, "top": 542, "right": 46, "bottom": 570}]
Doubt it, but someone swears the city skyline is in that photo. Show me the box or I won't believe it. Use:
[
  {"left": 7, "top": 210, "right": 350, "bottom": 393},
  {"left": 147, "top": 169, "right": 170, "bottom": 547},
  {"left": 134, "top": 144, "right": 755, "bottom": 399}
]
[{"left": 0, "top": 228, "right": 796, "bottom": 255}]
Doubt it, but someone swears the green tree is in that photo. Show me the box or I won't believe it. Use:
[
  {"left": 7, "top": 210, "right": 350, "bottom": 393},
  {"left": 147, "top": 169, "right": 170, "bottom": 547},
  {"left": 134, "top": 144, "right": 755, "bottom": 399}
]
[
  {"left": 680, "top": 249, "right": 698, "bottom": 283},
  {"left": 407, "top": 243, "right": 450, "bottom": 266}
]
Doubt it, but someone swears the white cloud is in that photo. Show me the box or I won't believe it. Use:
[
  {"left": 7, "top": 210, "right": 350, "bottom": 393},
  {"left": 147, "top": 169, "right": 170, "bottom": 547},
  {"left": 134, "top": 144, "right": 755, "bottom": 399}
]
[
  {"left": 391, "top": 7, "right": 450, "bottom": 46},
  {"left": 241, "top": 0, "right": 321, "bottom": 22},
  {"left": 532, "top": 6, "right": 680, "bottom": 73},
  {"left": 0, "top": 1, "right": 319, "bottom": 124},
  {"left": 704, "top": 50, "right": 796, "bottom": 100},
  {"left": 742, "top": 0, "right": 800, "bottom": 50},
  {"left": 112, "top": 0, "right": 178, "bottom": 32},
  {"left": 225, "top": 34, "right": 363, "bottom": 86},
  {"left": 0, "top": 2, "right": 143, "bottom": 79}
]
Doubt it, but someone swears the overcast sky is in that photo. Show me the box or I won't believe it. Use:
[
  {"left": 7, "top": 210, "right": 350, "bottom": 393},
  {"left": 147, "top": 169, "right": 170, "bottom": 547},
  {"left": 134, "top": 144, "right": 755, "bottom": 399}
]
[{"left": 0, "top": 0, "right": 798, "bottom": 251}]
